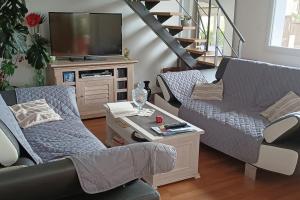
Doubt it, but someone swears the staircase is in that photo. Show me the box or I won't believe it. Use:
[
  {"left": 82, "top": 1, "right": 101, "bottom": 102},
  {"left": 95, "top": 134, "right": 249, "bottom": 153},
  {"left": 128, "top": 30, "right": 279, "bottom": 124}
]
[{"left": 124, "top": 0, "right": 245, "bottom": 69}]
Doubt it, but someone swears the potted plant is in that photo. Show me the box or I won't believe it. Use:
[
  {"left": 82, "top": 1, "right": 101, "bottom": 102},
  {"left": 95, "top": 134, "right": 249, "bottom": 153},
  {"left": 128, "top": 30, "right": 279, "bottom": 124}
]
[
  {"left": 181, "top": 15, "right": 192, "bottom": 26},
  {"left": 25, "top": 13, "right": 50, "bottom": 86},
  {"left": 0, "top": 0, "right": 29, "bottom": 90},
  {"left": 0, "top": 1, "right": 50, "bottom": 89}
]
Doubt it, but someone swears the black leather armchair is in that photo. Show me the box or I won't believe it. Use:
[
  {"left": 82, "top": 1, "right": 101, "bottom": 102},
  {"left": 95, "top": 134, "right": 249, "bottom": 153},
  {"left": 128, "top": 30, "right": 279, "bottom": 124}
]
[{"left": 0, "top": 90, "right": 160, "bottom": 200}]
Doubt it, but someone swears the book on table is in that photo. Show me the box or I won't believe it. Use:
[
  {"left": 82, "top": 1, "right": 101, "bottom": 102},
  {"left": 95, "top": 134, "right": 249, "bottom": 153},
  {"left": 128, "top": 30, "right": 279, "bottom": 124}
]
[{"left": 106, "top": 102, "right": 138, "bottom": 118}]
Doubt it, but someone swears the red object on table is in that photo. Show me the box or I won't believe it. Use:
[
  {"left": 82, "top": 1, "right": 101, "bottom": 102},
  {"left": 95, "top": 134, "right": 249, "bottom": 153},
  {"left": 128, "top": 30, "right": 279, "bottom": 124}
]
[{"left": 156, "top": 115, "right": 164, "bottom": 124}]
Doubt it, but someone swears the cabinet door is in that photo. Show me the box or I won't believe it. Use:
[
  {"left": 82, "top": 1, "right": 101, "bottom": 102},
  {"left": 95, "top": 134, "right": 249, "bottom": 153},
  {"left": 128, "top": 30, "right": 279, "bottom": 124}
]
[{"left": 77, "top": 79, "right": 114, "bottom": 119}]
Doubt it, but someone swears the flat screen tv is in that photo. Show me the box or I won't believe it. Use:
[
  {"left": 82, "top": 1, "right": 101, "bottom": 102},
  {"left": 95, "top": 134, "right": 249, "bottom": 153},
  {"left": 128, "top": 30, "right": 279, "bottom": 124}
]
[{"left": 49, "top": 12, "right": 122, "bottom": 57}]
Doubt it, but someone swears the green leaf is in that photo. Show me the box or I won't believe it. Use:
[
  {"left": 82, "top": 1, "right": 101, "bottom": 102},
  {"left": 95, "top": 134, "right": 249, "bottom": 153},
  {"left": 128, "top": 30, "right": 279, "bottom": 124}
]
[
  {"left": 26, "top": 34, "right": 50, "bottom": 70},
  {"left": 0, "top": 0, "right": 28, "bottom": 58},
  {"left": 1, "top": 60, "right": 17, "bottom": 76}
]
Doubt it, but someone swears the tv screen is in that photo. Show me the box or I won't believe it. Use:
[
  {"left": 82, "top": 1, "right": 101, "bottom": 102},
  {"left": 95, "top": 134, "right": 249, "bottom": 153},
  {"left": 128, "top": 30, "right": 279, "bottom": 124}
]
[{"left": 49, "top": 12, "right": 122, "bottom": 57}]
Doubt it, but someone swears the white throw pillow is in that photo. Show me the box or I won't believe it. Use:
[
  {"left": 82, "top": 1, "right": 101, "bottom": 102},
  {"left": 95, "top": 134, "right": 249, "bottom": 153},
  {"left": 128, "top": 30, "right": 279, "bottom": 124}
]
[
  {"left": 0, "top": 124, "right": 19, "bottom": 166},
  {"left": 261, "top": 91, "right": 300, "bottom": 122},
  {"left": 191, "top": 80, "right": 223, "bottom": 101},
  {"left": 10, "top": 99, "right": 63, "bottom": 129}
]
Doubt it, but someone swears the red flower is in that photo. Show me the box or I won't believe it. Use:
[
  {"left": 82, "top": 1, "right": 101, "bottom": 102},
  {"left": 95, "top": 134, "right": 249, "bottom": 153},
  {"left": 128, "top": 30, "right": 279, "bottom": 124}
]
[{"left": 26, "top": 13, "right": 42, "bottom": 27}]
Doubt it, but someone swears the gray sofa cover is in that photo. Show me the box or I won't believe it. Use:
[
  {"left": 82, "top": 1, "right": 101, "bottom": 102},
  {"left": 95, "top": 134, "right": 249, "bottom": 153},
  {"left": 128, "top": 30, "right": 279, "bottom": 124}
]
[{"left": 160, "top": 58, "right": 300, "bottom": 164}]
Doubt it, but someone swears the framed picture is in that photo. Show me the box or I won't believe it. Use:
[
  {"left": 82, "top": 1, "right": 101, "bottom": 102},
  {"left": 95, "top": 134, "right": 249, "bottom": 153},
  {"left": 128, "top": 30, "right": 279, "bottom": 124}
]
[{"left": 63, "top": 71, "right": 75, "bottom": 82}]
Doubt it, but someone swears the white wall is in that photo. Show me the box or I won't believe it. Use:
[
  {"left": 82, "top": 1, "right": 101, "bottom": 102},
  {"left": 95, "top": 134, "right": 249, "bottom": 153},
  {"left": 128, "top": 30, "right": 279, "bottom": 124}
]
[
  {"left": 10, "top": 0, "right": 180, "bottom": 90},
  {"left": 235, "top": 0, "right": 300, "bottom": 67}
]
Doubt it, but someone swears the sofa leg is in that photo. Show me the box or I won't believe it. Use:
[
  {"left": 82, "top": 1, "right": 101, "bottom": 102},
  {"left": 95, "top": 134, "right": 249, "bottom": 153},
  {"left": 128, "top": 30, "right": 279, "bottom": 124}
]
[{"left": 245, "top": 163, "right": 257, "bottom": 181}]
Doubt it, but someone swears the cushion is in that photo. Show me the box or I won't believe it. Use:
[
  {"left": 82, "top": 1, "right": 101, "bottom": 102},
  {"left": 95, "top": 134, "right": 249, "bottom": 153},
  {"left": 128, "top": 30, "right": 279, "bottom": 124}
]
[
  {"left": 261, "top": 91, "right": 300, "bottom": 122},
  {"left": 263, "top": 113, "right": 300, "bottom": 143},
  {"left": 0, "top": 120, "right": 20, "bottom": 166},
  {"left": 191, "top": 80, "right": 223, "bottom": 101},
  {"left": 15, "top": 86, "right": 80, "bottom": 120},
  {"left": 10, "top": 99, "right": 63, "bottom": 129}
]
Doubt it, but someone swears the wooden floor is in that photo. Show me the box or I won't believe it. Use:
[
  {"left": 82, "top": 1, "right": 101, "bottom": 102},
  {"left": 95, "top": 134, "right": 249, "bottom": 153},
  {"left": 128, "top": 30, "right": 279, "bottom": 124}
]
[{"left": 84, "top": 118, "right": 300, "bottom": 200}]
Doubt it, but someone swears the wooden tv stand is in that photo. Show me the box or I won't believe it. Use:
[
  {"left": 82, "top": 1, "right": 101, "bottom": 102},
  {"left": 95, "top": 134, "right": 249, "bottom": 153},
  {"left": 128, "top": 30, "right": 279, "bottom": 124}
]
[{"left": 46, "top": 57, "right": 137, "bottom": 119}]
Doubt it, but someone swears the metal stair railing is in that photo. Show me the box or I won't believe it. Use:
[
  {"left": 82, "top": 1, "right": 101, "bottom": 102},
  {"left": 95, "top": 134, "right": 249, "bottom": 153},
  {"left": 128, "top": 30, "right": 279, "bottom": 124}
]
[
  {"left": 190, "top": 0, "right": 246, "bottom": 65},
  {"left": 174, "top": 0, "right": 207, "bottom": 42},
  {"left": 210, "top": 0, "right": 245, "bottom": 65}
]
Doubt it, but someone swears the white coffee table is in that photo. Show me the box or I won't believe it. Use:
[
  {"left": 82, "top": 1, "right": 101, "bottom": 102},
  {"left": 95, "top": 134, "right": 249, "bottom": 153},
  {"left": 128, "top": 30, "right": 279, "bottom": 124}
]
[{"left": 105, "top": 102, "right": 204, "bottom": 188}]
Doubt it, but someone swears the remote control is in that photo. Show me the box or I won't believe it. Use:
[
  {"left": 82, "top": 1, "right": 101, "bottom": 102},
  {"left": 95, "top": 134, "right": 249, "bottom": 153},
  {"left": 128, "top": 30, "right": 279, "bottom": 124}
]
[{"left": 164, "top": 122, "right": 188, "bottom": 130}]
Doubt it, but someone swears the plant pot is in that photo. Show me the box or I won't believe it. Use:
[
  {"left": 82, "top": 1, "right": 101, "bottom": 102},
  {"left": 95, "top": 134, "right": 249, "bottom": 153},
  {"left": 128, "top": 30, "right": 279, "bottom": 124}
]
[{"left": 181, "top": 20, "right": 190, "bottom": 26}]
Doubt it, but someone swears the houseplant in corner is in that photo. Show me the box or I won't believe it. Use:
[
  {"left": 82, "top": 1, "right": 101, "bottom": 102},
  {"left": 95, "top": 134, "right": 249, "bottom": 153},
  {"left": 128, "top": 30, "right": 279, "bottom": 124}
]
[
  {"left": 25, "top": 13, "right": 50, "bottom": 86},
  {"left": 0, "top": 0, "right": 29, "bottom": 90}
]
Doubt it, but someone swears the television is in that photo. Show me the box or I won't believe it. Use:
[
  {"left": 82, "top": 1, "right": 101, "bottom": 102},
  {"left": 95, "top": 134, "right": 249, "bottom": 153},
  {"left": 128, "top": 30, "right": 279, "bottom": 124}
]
[{"left": 49, "top": 12, "right": 122, "bottom": 57}]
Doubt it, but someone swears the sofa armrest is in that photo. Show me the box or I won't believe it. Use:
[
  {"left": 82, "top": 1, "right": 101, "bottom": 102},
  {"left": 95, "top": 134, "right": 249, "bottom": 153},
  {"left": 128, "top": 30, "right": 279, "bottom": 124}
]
[
  {"left": 0, "top": 157, "right": 161, "bottom": 200},
  {"left": 0, "top": 158, "right": 82, "bottom": 200}
]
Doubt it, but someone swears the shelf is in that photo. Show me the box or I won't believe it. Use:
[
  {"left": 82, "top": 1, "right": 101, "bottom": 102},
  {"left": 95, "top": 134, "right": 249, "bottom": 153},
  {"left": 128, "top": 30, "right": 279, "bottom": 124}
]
[
  {"left": 63, "top": 82, "right": 76, "bottom": 86},
  {"left": 117, "top": 68, "right": 128, "bottom": 78},
  {"left": 117, "top": 77, "right": 128, "bottom": 81},
  {"left": 117, "top": 91, "right": 128, "bottom": 101},
  {"left": 78, "top": 76, "right": 113, "bottom": 82},
  {"left": 117, "top": 89, "right": 128, "bottom": 93},
  {"left": 79, "top": 69, "right": 114, "bottom": 79},
  {"left": 117, "top": 80, "right": 128, "bottom": 90}
]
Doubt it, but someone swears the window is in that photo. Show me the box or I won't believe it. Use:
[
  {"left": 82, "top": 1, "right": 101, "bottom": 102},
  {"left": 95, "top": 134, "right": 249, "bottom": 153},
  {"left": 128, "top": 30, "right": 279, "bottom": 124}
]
[{"left": 270, "top": 0, "right": 300, "bottom": 49}]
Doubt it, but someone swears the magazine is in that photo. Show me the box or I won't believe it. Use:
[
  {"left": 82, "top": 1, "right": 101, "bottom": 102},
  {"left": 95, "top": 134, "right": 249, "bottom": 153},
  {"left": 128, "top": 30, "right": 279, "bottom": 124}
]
[{"left": 151, "top": 126, "right": 196, "bottom": 136}]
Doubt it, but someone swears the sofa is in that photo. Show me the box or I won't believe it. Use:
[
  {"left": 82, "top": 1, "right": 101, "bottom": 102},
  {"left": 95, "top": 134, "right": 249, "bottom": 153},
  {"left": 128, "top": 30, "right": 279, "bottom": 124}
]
[
  {"left": 155, "top": 58, "right": 300, "bottom": 179},
  {"left": 0, "top": 88, "right": 161, "bottom": 200}
]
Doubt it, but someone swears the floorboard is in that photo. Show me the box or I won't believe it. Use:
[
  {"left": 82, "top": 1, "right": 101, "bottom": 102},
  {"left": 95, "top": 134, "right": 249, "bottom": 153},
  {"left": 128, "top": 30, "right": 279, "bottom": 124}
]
[{"left": 83, "top": 118, "right": 300, "bottom": 200}]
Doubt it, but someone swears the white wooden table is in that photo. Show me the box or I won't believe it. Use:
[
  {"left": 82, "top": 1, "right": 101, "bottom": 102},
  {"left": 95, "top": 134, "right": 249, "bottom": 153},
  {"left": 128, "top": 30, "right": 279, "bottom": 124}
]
[{"left": 105, "top": 102, "right": 204, "bottom": 188}]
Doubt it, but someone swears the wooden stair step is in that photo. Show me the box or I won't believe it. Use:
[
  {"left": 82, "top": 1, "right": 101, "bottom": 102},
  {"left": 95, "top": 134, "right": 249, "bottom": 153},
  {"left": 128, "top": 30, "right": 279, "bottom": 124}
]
[
  {"left": 198, "top": 55, "right": 222, "bottom": 65},
  {"left": 186, "top": 48, "right": 206, "bottom": 55},
  {"left": 163, "top": 25, "right": 196, "bottom": 36},
  {"left": 161, "top": 66, "right": 189, "bottom": 73},
  {"left": 151, "top": 12, "right": 183, "bottom": 23},
  {"left": 151, "top": 12, "right": 183, "bottom": 17},
  {"left": 176, "top": 37, "right": 206, "bottom": 43},
  {"left": 197, "top": 60, "right": 216, "bottom": 68},
  {"left": 163, "top": 25, "right": 196, "bottom": 30},
  {"left": 176, "top": 37, "right": 207, "bottom": 48}
]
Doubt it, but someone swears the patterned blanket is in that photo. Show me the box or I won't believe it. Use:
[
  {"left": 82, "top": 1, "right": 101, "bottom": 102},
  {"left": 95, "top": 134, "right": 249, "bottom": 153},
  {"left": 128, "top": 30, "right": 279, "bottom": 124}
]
[{"left": 14, "top": 86, "right": 176, "bottom": 194}]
